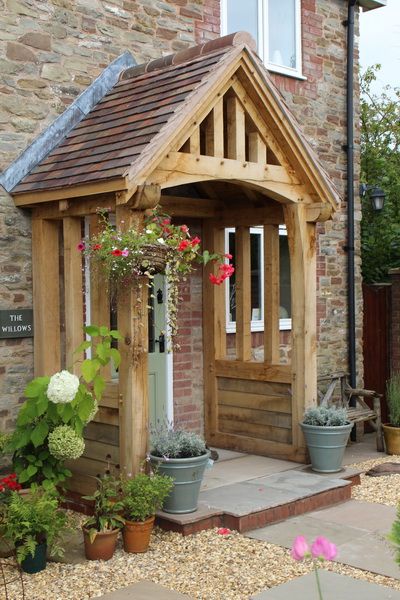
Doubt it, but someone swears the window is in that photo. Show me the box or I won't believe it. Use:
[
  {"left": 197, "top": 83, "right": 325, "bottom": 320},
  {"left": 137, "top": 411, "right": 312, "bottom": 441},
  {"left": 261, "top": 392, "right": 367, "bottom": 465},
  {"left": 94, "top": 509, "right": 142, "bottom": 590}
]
[
  {"left": 222, "top": 0, "right": 302, "bottom": 78},
  {"left": 225, "top": 226, "right": 291, "bottom": 332}
]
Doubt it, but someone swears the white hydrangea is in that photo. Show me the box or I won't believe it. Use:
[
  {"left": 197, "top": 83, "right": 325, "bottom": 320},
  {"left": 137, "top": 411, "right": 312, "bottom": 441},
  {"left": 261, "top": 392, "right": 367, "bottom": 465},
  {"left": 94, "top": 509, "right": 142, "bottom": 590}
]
[
  {"left": 48, "top": 425, "right": 85, "bottom": 460},
  {"left": 47, "top": 370, "right": 79, "bottom": 404}
]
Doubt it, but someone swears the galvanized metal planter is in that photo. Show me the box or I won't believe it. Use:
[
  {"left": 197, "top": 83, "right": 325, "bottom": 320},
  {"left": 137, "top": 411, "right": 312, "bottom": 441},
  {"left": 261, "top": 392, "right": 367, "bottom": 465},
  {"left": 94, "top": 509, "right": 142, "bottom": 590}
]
[
  {"left": 150, "top": 451, "right": 210, "bottom": 514},
  {"left": 301, "top": 422, "right": 353, "bottom": 473}
]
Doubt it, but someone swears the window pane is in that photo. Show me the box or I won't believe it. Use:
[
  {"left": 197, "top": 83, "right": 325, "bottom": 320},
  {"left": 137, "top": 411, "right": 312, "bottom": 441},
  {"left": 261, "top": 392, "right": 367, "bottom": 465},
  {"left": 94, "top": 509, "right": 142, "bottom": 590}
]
[
  {"left": 226, "top": 0, "right": 259, "bottom": 48},
  {"left": 251, "top": 233, "right": 262, "bottom": 321},
  {"left": 228, "top": 232, "right": 236, "bottom": 322},
  {"left": 268, "top": 0, "right": 296, "bottom": 69},
  {"left": 279, "top": 235, "right": 291, "bottom": 318}
]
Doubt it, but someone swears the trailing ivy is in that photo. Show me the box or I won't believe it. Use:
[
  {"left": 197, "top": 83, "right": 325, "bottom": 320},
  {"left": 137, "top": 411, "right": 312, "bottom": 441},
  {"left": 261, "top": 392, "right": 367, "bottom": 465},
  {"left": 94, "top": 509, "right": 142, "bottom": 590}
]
[{"left": 7, "top": 325, "right": 122, "bottom": 489}]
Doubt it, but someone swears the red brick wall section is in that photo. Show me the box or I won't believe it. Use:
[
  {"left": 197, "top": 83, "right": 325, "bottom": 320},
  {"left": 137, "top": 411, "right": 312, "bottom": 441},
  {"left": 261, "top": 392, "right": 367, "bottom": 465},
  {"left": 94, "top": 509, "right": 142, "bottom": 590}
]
[
  {"left": 194, "top": 0, "right": 221, "bottom": 43},
  {"left": 390, "top": 270, "right": 400, "bottom": 374}
]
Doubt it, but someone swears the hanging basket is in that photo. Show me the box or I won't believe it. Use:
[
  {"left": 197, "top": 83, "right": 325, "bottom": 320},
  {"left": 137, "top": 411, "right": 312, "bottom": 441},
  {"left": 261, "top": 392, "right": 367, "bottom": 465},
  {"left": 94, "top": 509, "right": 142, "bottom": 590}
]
[{"left": 139, "top": 244, "right": 168, "bottom": 274}]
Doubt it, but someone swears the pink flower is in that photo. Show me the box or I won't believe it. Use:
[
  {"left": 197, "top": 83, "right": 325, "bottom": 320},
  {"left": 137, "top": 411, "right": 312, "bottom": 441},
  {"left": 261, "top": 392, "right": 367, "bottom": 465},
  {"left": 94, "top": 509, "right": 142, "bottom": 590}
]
[
  {"left": 121, "top": 249, "right": 129, "bottom": 257},
  {"left": 224, "top": 253, "right": 233, "bottom": 260},
  {"left": 217, "top": 527, "right": 231, "bottom": 535},
  {"left": 311, "top": 536, "right": 337, "bottom": 561},
  {"left": 178, "top": 240, "right": 190, "bottom": 251},
  {"left": 190, "top": 236, "right": 201, "bottom": 247},
  {"left": 291, "top": 536, "right": 310, "bottom": 561},
  {"left": 181, "top": 225, "right": 189, "bottom": 233},
  {"left": 162, "top": 218, "right": 171, "bottom": 225},
  {"left": 77, "top": 242, "right": 85, "bottom": 251}
]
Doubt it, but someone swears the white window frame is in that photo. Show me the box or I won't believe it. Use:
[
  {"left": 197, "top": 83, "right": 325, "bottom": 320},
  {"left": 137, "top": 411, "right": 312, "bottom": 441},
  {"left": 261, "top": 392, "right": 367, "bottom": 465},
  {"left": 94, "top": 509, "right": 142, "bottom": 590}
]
[
  {"left": 221, "top": 0, "right": 304, "bottom": 79},
  {"left": 225, "top": 225, "right": 291, "bottom": 333}
]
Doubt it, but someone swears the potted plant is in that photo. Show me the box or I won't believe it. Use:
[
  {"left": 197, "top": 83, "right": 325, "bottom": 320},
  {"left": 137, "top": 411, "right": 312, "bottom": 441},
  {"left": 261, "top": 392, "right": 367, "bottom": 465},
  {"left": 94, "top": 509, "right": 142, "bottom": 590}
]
[
  {"left": 82, "top": 474, "right": 125, "bottom": 561},
  {"left": 383, "top": 372, "right": 400, "bottom": 454},
  {"left": 300, "top": 405, "right": 352, "bottom": 473},
  {"left": 149, "top": 426, "right": 210, "bottom": 514},
  {"left": 121, "top": 472, "right": 173, "bottom": 553},
  {"left": 1, "top": 485, "right": 67, "bottom": 573}
]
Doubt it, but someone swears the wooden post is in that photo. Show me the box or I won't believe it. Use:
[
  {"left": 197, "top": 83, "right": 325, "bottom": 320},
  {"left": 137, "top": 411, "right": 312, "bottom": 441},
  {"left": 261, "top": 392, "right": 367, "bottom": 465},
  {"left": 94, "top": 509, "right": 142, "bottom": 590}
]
[
  {"left": 203, "top": 221, "right": 226, "bottom": 444},
  {"left": 63, "top": 217, "right": 84, "bottom": 373},
  {"left": 248, "top": 131, "right": 266, "bottom": 165},
  {"left": 89, "top": 214, "right": 111, "bottom": 380},
  {"left": 32, "top": 218, "right": 61, "bottom": 376},
  {"left": 235, "top": 226, "right": 251, "bottom": 361},
  {"left": 205, "top": 98, "right": 224, "bottom": 158},
  {"left": 116, "top": 206, "right": 149, "bottom": 476},
  {"left": 284, "top": 204, "right": 317, "bottom": 450},
  {"left": 189, "top": 127, "right": 200, "bottom": 154},
  {"left": 264, "top": 224, "right": 280, "bottom": 364},
  {"left": 226, "top": 96, "right": 246, "bottom": 161}
]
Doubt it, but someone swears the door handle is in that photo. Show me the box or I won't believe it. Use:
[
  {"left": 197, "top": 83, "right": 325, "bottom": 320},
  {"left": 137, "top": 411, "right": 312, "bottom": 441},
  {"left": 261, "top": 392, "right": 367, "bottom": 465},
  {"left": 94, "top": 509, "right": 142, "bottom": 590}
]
[{"left": 155, "top": 333, "right": 165, "bottom": 353}]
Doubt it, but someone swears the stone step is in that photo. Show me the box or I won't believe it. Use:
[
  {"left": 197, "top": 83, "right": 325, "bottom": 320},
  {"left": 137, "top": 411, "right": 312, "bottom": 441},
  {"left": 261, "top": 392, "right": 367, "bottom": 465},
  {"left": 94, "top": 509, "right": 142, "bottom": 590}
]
[{"left": 156, "top": 469, "right": 357, "bottom": 536}]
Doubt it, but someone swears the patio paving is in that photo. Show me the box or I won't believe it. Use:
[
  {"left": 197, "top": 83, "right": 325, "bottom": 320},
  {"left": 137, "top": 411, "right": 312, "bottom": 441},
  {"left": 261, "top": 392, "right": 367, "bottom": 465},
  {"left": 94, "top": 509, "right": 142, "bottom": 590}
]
[
  {"left": 95, "top": 581, "right": 192, "bottom": 599},
  {"left": 251, "top": 571, "right": 400, "bottom": 599},
  {"left": 246, "top": 500, "right": 399, "bottom": 579}
]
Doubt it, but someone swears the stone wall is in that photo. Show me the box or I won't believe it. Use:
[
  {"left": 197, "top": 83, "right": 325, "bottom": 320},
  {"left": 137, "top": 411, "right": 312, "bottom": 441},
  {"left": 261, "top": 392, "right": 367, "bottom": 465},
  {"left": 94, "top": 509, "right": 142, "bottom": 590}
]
[{"left": 0, "top": 0, "right": 363, "bottom": 435}]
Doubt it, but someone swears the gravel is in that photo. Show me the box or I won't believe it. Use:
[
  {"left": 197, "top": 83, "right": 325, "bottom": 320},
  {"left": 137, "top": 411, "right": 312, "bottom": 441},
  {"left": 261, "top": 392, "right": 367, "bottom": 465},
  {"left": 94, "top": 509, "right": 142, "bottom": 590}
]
[{"left": 3, "top": 456, "right": 400, "bottom": 600}]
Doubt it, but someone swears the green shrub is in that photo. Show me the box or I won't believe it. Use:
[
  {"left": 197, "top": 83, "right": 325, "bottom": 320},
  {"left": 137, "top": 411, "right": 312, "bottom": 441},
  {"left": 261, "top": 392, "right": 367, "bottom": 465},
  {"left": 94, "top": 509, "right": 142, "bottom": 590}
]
[
  {"left": 82, "top": 474, "right": 125, "bottom": 543},
  {"left": 122, "top": 472, "right": 173, "bottom": 522},
  {"left": 303, "top": 406, "right": 349, "bottom": 427},
  {"left": 387, "top": 373, "right": 400, "bottom": 427},
  {"left": 150, "top": 426, "right": 207, "bottom": 458},
  {"left": 389, "top": 504, "right": 400, "bottom": 565}
]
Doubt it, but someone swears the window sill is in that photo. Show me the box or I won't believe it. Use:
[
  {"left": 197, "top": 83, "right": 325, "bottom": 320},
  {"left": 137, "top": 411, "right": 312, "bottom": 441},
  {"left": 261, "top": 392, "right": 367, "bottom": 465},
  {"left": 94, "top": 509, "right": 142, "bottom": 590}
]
[
  {"left": 266, "top": 64, "right": 307, "bottom": 81},
  {"left": 226, "top": 320, "right": 292, "bottom": 334}
]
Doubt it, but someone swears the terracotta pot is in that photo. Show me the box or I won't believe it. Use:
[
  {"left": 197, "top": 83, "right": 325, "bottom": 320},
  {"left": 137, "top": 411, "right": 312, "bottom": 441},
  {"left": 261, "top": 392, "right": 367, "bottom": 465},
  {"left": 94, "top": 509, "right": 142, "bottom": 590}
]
[
  {"left": 122, "top": 515, "right": 155, "bottom": 553},
  {"left": 383, "top": 424, "right": 400, "bottom": 455},
  {"left": 82, "top": 527, "right": 119, "bottom": 561}
]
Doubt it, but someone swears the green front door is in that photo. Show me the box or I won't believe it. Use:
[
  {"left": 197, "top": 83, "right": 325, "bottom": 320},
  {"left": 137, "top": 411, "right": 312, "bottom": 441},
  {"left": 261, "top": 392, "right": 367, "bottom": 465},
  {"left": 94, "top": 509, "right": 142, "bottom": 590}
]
[{"left": 148, "top": 275, "right": 169, "bottom": 428}]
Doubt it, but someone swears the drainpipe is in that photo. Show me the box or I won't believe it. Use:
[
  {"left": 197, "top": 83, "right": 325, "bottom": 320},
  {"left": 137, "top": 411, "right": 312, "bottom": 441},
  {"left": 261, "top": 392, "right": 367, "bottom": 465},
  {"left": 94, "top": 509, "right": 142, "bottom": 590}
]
[{"left": 346, "top": 0, "right": 357, "bottom": 391}]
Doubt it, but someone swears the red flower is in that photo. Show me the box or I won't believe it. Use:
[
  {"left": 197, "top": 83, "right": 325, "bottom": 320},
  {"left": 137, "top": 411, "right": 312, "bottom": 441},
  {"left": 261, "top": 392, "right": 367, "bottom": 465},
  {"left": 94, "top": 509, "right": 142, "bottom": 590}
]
[
  {"left": 77, "top": 242, "right": 85, "bottom": 252},
  {"left": 217, "top": 527, "right": 231, "bottom": 535},
  {"left": 190, "top": 236, "right": 201, "bottom": 247},
  {"left": 178, "top": 240, "right": 190, "bottom": 251},
  {"left": 93, "top": 244, "right": 102, "bottom": 251},
  {"left": 209, "top": 273, "right": 223, "bottom": 285},
  {"left": 224, "top": 253, "right": 233, "bottom": 260},
  {"left": 162, "top": 218, "right": 171, "bottom": 225},
  {"left": 111, "top": 249, "right": 123, "bottom": 256},
  {"left": 180, "top": 225, "right": 189, "bottom": 233}
]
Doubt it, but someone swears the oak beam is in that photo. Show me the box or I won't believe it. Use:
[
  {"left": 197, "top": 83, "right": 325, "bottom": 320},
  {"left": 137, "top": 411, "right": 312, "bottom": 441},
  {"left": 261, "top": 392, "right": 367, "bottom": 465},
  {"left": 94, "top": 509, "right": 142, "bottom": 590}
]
[
  {"left": 205, "top": 98, "right": 224, "bottom": 158},
  {"left": 235, "top": 226, "right": 251, "bottom": 361},
  {"left": 14, "top": 178, "right": 126, "bottom": 207},
  {"left": 32, "top": 218, "right": 61, "bottom": 376},
  {"left": 32, "top": 194, "right": 116, "bottom": 220},
  {"left": 63, "top": 217, "right": 84, "bottom": 373},
  {"left": 264, "top": 224, "right": 280, "bottom": 363},
  {"left": 189, "top": 127, "right": 200, "bottom": 155},
  {"left": 116, "top": 206, "right": 149, "bottom": 476},
  {"left": 284, "top": 203, "right": 317, "bottom": 451},
  {"left": 248, "top": 131, "right": 266, "bottom": 165},
  {"left": 226, "top": 96, "right": 246, "bottom": 161}
]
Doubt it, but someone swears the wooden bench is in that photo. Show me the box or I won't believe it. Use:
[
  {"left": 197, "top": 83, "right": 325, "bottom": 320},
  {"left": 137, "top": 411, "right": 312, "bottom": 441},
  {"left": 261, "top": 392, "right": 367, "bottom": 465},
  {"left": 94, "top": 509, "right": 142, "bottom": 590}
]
[{"left": 318, "top": 372, "right": 384, "bottom": 452}]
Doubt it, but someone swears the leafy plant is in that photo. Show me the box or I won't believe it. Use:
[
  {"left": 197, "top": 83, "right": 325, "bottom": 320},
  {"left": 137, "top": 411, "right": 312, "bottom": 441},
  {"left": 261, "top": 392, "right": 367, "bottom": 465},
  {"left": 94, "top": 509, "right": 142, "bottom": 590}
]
[
  {"left": 387, "top": 373, "right": 400, "bottom": 427},
  {"left": 361, "top": 65, "right": 400, "bottom": 283},
  {"left": 150, "top": 425, "right": 207, "bottom": 458},
  {"left": 1, "top": 485, "right": 68, "bottom": 563},
  {"left": 121, "top": 472, "right": 173, "bottom": 522},
  {"left": 389, "top": 504, "right": 400, "bottom": 564},
  {"left": 302, "top": 406, "right": 349, "bottom": 427},
  {"left": 80, "top": 209, "right": 234, "bottom": 346},
  {"left": 0, "top": 432, "right": 12, "bottom": 455},
  {"left": 82, "top": 474, "right": 125, "bottom": 543},
  {"left": 8, "top": 325, "right": 121, "bottom": 489}
]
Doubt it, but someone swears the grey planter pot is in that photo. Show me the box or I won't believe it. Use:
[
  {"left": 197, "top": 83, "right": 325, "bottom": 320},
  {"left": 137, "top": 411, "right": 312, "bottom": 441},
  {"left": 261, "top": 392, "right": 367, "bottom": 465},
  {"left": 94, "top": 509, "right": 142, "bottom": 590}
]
[
  {"left": 301, "top": 422, "right": 353, "bottom": 473},
  {"left": 150, "top": 451, "right": 210, "bottom": 514}
]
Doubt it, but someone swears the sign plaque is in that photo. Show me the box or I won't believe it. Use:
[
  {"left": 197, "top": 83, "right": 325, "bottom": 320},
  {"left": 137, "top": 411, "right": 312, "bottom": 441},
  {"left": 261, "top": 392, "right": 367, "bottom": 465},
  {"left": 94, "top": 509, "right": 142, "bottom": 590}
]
[{"left": 0, "top": 309, "right": 34, "bottom": 339}]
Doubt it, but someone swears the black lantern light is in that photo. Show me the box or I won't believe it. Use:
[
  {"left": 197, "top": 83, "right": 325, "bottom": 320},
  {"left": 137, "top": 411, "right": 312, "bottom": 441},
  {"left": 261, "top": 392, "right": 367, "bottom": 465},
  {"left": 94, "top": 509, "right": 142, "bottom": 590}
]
[{"left": 360, "top": 183, "right": 386, "bottom": 211}]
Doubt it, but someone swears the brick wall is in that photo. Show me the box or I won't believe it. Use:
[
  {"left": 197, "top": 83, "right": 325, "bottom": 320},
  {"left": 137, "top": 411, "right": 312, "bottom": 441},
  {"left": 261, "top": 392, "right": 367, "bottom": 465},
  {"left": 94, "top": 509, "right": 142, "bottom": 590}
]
[
  {"left": 0, "top": 0, "right": 363, "bottom": 437},
  {"left": 389, "top": 269, "right": 400, "bottom": 374}
]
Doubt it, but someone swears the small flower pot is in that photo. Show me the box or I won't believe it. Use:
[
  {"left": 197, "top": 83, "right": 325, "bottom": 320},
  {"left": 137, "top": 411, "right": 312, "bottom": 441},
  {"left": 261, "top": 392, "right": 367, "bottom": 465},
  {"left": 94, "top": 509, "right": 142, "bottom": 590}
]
[
  {"left": 20, "top": 542, "right": 47, "bottom": 574},
  {"left": 122, "top": 516, "right": 155, "bottom": 553},
  {"left": 383, "top": 424, "right": 400, "bottom": 455},
  {"left": 82, "top": 527, "right": 119, "bottom": 561}
]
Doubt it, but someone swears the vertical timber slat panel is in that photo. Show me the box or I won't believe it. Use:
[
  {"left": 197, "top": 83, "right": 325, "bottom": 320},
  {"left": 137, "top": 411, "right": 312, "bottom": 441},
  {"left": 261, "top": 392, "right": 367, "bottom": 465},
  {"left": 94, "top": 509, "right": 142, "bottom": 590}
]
[
  {"left": 236, "top": 226, "right": 251, "bottom": 361},
  {"left": 226, "top": 96, "right": 246, "bottom": 161},
  {"left": 205, "top": 98, "right": 224, "bottom": 158},
  {"left": 284, "top": 204, "right": 317, "bottom": 450},
  {"left": 63, "top": 217, "right": 84, "bottom": 373},
  {"left": 117, "top": 206, "right": 149, "bottom": 476},
  {"left": 203, "top": 221, "right": 226, "bottom": 444},
  {"left": 248, "top": 131, "right": 266, "bottom": 164},
  {"left": 32, "top": 218, "right": 61, "bottom": 376},
  {"left": 90, "top": 214, "right": 111, "bottom": 380},
  {"left": 264, "top": 224, "right": 280, "bottom": 363}
]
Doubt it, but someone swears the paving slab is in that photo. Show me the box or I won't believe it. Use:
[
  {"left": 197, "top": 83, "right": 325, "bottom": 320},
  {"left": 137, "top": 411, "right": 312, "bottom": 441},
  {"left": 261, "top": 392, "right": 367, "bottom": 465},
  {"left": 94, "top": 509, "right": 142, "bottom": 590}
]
[
  {"left": 309, "top": 499, "right": 396, "bottom": 534},
  {"left": 95, "top": 581, "right": 192, "bottom": 600},
  {"left": 49, "top": 528, "right": 86, "bottom": 564},
  {"left": 336, "top": 531, "right": 399, "bottom": 579},
  {"left": 200, "top": 471, "right": 349, "bottom": 516},
  {"left": 201, "top": 454, "right": 297, "bottom": 492},
  {"left": 251, "top": 571, "right": 400, "bottom": 599},
  {"left": 210, "top": 448, "right": 246, "bottom": 462}
]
